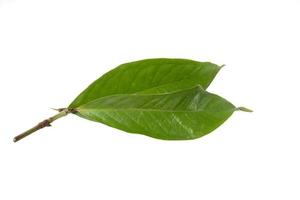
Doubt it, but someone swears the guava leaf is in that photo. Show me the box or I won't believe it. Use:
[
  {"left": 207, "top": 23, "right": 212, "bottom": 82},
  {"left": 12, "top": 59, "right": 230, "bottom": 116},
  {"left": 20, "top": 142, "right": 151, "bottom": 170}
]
[
  {"left": 75, "top": 86, "right": 236, "bottom": 140},
  {"left": 69, "top": 58, "right": 221, "bottom": 108}
]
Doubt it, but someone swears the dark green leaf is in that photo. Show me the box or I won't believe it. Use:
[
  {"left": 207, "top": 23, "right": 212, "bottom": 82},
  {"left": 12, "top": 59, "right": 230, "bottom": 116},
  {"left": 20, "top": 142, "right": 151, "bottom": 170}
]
[
  {"left": 69, "top": 58, "right": 221, "bottom": 108},
  {"left": 75, "top": 86, "right": 236, "bottom": 140}
]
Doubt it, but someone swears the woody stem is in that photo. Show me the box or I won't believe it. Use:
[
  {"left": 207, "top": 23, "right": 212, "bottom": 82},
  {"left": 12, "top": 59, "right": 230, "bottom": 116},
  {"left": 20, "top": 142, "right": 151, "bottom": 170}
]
[{"left": 13, "top": 108, "right": 73, "bottom": 142}]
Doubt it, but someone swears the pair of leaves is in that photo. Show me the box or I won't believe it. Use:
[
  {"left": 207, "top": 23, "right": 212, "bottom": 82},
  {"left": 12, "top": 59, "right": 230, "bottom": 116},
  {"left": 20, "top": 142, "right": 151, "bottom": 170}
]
[{"left": 68, "top": 58, "right": 242, "bottom": 140}]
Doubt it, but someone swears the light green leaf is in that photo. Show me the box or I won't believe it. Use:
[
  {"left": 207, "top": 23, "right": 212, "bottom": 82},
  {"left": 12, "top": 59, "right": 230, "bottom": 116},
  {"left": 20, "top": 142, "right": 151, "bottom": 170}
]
[
  {"left": 69, "top": 58, "right": 222, "bottom": 108},
  {"left": 76, "top": 86, "right": 236, "bottom": 140}
]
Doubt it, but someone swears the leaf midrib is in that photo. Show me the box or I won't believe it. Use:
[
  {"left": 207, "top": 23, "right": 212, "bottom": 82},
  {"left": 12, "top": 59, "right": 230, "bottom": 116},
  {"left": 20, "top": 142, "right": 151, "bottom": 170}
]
[
  {"left": 77, "top": 108, "right": 205, "bottom": 113},
  {"left": 135, "top": 66, "right": 206, "bottom": 93}
]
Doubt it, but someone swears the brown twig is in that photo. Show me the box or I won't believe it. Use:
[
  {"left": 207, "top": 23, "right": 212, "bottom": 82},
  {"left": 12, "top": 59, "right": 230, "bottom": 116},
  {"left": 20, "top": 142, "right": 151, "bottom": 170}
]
[{"left": 13, "top": 108, "right": 75, "bottom": 142}]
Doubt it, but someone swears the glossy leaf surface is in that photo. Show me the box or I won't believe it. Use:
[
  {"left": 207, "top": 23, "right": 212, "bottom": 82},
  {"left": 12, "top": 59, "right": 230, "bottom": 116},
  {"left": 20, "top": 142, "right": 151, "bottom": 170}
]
[
  {"left": 69, "top": 58, "right": 221, "bottom": 108},
  {"left": 76, "top": 86, "right": 236, "bottom": 140}
]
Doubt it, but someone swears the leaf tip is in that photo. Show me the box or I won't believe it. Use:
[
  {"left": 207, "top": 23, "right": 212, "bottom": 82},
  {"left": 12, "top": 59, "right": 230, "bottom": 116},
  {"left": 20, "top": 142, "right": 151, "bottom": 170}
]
[
  {"left": 236, "top": 107, "right": 253, "bottom": 112},
  {"left": 220, "top": 64, "right": 226, "bottom": 68}
]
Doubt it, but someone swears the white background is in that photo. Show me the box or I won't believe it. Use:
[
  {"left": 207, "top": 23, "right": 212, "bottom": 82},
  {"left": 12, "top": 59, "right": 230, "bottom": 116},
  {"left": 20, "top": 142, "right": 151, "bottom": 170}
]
[{"left": 0, "top": 0, "right": 299, "bottom": 199}]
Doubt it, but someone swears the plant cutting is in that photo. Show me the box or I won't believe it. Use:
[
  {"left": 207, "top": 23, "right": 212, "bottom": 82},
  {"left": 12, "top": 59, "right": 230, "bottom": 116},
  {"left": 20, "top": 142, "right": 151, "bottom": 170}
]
[{"left": 13, "top": 58, "right": 252, "bottom": 142}]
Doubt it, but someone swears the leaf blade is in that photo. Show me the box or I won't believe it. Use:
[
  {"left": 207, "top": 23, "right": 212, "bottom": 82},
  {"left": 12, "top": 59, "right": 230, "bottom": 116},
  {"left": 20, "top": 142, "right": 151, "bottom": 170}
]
[
  {"left": 75, "top": 86, "right": 236, "bottom": 140},
  {"left": 69, "top": 58, "right": 221, "bottom": 108}
]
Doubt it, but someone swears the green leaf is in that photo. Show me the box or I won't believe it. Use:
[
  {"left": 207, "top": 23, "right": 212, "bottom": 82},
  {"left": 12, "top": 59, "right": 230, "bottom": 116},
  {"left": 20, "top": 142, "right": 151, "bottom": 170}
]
[
  {"left": 69, "top": 58, "right": 222, "bottom": 108},
  {"left": 75, "top": 86, "right": 236, "bottom": 140}
]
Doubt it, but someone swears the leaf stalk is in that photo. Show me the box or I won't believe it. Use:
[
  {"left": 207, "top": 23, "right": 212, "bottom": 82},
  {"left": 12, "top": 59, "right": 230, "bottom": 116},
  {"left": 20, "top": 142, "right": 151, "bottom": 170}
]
[{"left": 237, "top": 107, "right": 253, "bottom": 112}]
